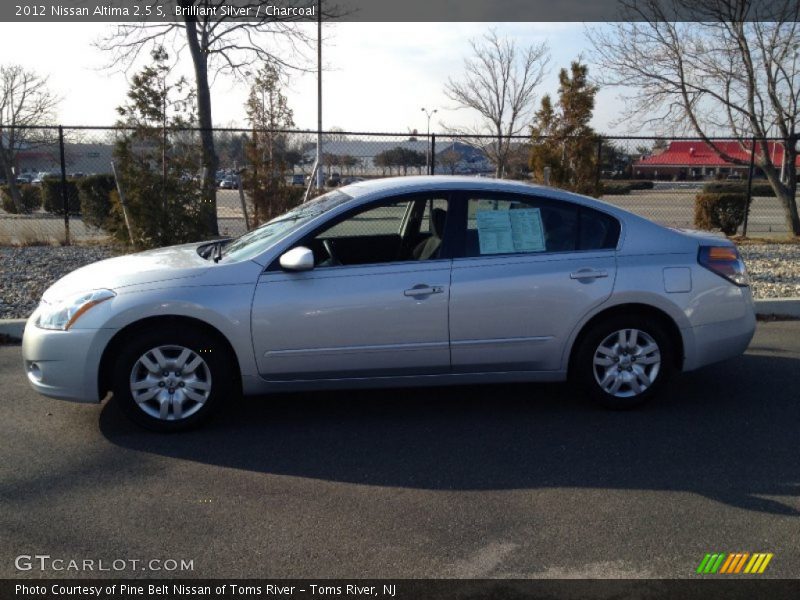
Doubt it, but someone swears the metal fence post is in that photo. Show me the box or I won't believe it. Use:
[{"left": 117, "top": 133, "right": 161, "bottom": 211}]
[
  {"left": 236, "top": 168, "right": 250, "bottom": 232},
  {"left": 58, "top": 126, "right": 70, "bottom": 246},
  {"left": 742, "top": 136, "right": 757, "bottom": 237},
  {"left": 596, "top": 137, "right": 603, "bottom": 190},
  {"left": 429, "top": 133, "right": 436, "bottom": 175}
]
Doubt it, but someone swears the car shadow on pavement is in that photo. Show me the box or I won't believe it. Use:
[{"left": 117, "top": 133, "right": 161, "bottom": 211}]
[{"left": 100, "top": 353, "right": 800, "bottom": 516}]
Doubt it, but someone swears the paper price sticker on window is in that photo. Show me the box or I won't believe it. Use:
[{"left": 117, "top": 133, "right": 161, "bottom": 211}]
[{"left": 476, "top": 208, "right": 545, "bottom": 255}]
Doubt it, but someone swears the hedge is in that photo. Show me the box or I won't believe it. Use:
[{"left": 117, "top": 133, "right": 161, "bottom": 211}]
[
  {"left": 694, "top": 192, "right": 748, "bottom": 236},
  {"left": 702, "top": 181, "right": 777, "bottom": 197},
  {"left": 0, "top": 184, "right": 41, "bottom": 214},
  {"left": 41, "top": 177, "right": 81, "bottom": 215},
  {"left": 600, "top": 180, "right": 656, "bottom": 196},
  {"left": 600, "top": 181, "right": 632, "bottom": 196},
  {"left": 77, "top": 174, "right": 116, "bottom": 229}
]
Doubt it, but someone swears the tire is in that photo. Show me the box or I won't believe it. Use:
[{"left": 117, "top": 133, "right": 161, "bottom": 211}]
[
  {"left": 572, "top": 314, "right": 674, "bottom": 410},
  {"left": 111, "top": 325, "right": 237, "bottom": 432}
]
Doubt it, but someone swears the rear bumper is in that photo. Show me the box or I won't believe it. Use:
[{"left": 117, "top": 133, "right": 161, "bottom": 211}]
[
  {"left": 682, "top": 306, "right": 756, "bottom": 372},
  {"left": 21, "top": 317, "right": 114, "bottom": 403}
]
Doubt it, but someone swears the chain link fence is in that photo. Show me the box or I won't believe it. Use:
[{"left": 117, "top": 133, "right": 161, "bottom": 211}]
[{"left": 0, "top": 126, "right": 795, "bottom": 245}]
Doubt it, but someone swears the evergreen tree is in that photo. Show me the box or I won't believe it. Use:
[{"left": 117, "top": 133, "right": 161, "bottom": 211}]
[
  {"left": 530, "top": 62, "right": 600, "bottom": 196},
  {"left": 113, "top": 47, "right": 211, "bottom": 248},
  {"left": 244, "top": 63, "right": 298, "bottom": 226}
]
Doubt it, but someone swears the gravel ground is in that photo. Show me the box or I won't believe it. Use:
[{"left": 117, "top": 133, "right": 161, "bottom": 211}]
[
  {"left": 0, "top": 243, "right": 798, "bottom": 320},
  {"left": 0, "top": 246, "right": 117, "bottom": 319}
]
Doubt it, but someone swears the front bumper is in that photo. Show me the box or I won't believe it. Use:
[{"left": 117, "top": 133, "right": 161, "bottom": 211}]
[{"left": 21, "top": 317, "right": 115, "bottom": 403}]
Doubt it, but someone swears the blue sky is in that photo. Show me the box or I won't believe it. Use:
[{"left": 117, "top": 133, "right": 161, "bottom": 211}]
[{"left": 0, "top": 22, "right": 629, "bottom": 134}]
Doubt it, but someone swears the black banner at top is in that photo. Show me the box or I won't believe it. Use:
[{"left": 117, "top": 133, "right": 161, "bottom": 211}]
[{"left": 1, "top": 0, "right": 799, "bottom": 22}]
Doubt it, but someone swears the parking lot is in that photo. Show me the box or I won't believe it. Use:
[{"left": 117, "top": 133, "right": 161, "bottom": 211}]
[{"left": 1, "top": 321, "right": 799, "bottom": 579}]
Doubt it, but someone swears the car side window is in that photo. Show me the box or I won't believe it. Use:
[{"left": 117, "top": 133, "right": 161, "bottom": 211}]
[
  {"left": 461, "top": 194, "right": 619, "bottom": 257},
  {"left": 578, "top": 207, "right": 621, "bottom": 250},
  {"left": 305, "top": 195, "right": 449, "bottom": 268}
]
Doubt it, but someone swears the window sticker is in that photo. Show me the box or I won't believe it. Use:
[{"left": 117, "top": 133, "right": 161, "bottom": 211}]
[
  {"left": 476, "top": 210, "right": 515, "bottom": 254},
  {"left": 509, "top": 208, "right": 545, "bottom": 252},
  {"left": 476, "top": 208, "right": 545, "bottom": 254}
]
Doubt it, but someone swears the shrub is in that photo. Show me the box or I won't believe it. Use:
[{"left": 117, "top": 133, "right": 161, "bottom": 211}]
[
  {"left": 41, "top": 177, "right": 80, "bottom": 215},
  {"left": 108, "top": 175, "right": 213, "bottom": 248},
  {"left": 694, "top": 192, "right": 748, "bottom": 236},
  {"left": 0, "top": 184, "right": 41, "bottom": 214},
  {"left": 77, "top": 174, "right": 116, "bottom": 229}
]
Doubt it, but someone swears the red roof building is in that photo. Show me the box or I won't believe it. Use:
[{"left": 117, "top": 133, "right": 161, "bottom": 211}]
[{"left": 634, "top": 140, "right": 798, "bottom": 180}]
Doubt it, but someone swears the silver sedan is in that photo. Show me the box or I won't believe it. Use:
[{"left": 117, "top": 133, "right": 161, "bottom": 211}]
[{"left": 22, "top": 176, "right": 755, "bottom": 431}]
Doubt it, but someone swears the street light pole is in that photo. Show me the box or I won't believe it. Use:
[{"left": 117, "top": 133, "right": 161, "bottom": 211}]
[
  {"left": 316, "top": 0, "right": 324, "bottom": 190},
  {"left": 421, "top": 107, "right": 437, "bottom": 173}
]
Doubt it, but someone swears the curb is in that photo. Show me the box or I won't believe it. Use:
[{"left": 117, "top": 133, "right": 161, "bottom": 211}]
[
  {"left": 1, "top": 299, "right": 799, "bottom": 343},
  {"left": 0, "top": 319, "right": 26, "bottom": 341},
  {"left": 753, "top": 298, "right": 800, "bottom": 319}
]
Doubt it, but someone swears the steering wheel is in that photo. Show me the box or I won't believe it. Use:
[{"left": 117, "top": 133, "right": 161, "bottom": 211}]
[{"left": 322, "top": 239, "right": 342, "bottom": 266}]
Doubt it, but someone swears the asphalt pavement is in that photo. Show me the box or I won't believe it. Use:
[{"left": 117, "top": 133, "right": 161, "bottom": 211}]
[{"left": 1, "top": 322, "right": 799, "bottom": 579}]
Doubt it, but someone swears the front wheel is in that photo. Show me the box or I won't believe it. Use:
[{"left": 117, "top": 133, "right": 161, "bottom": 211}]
[
  {"left": 573, "top": 315, "right": 674, "bottom": 409},
  {"left": 111, "top": 326, "right": 236, "bottom": 431}
]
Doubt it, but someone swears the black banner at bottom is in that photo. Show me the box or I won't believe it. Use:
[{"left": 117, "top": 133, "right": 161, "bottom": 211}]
[{"left": 4, "top": 580, "right": 800, "bottom": 600}]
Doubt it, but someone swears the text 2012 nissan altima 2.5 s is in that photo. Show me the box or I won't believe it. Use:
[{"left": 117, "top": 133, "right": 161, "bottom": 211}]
[{"left": 22, "top": 176, "right": 756, "bottom": 431}]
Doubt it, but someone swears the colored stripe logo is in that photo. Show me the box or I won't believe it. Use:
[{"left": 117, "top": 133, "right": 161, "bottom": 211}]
[{"left": 696, "top": 552, "right": 773, "bottom": 574}]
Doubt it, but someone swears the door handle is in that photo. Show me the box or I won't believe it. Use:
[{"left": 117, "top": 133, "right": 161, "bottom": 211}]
[
  {"left": 404, "top": 284, "right": 444, "bottom": 297},
  {"left": 570, "top": 269, "right": 608, "bottom": 280}
]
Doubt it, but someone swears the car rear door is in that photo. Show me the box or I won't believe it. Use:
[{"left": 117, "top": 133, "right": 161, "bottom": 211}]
[{"left": 447, "top": 191, "right": 620, "bottom": 373}]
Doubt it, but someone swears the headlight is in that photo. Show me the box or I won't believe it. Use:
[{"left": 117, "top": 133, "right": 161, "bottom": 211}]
[{"left": 36, "top": 289, "right": 116, "bottom": 331}]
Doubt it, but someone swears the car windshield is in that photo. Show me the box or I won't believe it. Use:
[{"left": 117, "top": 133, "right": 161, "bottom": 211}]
[{"left": 221, "top": 190, "right": 352, "bottom": 262}]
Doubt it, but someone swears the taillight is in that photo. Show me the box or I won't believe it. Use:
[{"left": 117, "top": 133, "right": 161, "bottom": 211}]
[{"left": 698, "top": 245, "right": 749, "bottom": 286}]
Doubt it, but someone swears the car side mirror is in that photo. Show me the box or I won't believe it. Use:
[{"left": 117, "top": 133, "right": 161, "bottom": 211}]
[{"left": 279, "top": 246, "right": 315, "bottom": 272}]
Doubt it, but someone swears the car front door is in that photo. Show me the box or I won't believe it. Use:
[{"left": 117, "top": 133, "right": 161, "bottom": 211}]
[
  {"left": 251, "top": 194, "right": 453, "bottom": 380},
  {"left": 448, "top": 191, "right": 620, "bottom": 373}
]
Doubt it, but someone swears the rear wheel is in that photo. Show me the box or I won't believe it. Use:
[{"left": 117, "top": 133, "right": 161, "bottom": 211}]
[
  {"left": 573, "top": 315, "right": 674, "bottom": 409},
  {"left": 111, "top": 325, "right": 236, "bottom": 431}
]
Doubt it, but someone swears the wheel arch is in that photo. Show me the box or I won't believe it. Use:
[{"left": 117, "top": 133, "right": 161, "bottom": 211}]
[
  {"left": 97, "top": 315, "right": 242, "bottom": 400},
  {"left": 566, "top": 303, "right": 685, "bottom": 377}
]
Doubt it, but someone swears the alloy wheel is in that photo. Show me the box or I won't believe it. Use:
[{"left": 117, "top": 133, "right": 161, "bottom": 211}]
[
  {"left": 592, "top": 329, "right": 661, "bottom": 398},
  {"left": 129, "top": 345, "right": 212, "bottom": 421}
]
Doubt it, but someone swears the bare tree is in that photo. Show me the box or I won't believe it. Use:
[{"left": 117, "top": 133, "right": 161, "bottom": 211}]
[
  {"left": 0, "top": 65, "right": 58, "bottom": 212},
  {"left": 588, "top": 0, "right": 800, "bottom": 235},
  {"left": 444, "top": 29, "right": 549, "bottom": 178},
  {"left": 98, "top": 1, "right": 321, "bottom": 235}
]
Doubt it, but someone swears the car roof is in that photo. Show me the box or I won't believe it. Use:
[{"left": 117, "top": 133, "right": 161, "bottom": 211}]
[{"left": 339, "top": 175, "right": 623, "bottom": 215}]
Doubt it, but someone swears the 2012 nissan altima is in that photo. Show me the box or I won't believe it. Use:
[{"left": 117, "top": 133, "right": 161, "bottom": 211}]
[{"left": 22, "top": 176, "right": 756, "bottom": 431}]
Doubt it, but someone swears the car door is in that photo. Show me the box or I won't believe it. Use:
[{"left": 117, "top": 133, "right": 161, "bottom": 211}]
[
  {"left": 448, "top": 191, "right": 620, "bottom": 373},
  {"left": 251, "top": 194, "right": 453, "bottom": 380}
]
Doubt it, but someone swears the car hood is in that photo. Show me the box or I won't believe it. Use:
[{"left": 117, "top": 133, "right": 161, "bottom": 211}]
[{"left": 42, "top": 243, "right": 211, "bottom": 302}]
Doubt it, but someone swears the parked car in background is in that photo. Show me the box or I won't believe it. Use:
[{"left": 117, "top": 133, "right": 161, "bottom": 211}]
[
  {"left": 342, "top": 176, "right": 365, "bottom": 185},
  {"left": 31, "top": 171, "right": 59, "bottom": 185},
  {"left": 22, "top": 176, "right": 755, "bottom": 431},
  {"left": 291, "top": 174, "right": 306, "bottom": 186},
  {"left": 218, "top": 176, "right": 238, "bottom": 190},
  {"left": 16, "top": 173, "right": 34, "bottom": 184}
]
